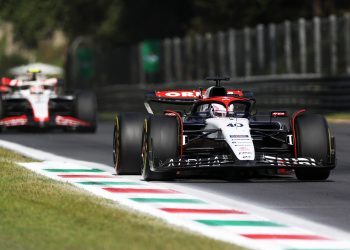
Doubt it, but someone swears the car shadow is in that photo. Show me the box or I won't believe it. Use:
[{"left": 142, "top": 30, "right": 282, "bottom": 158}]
[{"left": 170, "top": 175, "right": 335, "bottom": 184}]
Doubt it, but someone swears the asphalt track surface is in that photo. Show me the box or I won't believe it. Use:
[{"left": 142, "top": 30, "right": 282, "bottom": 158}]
[{"left": 2, "top": 121, "right": 350, "bottom": 232}]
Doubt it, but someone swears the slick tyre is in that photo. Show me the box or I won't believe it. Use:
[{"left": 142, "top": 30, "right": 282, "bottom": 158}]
[
  {"left": 141, "top": 115, "right": 179, "bottom": 181},
  {"left": 113, "top": 113, "right": 146, "bottom": 175},
  {"left": 75, "top": 90, "right": 97, "bottom": 133},
  {"left": 294, "top": 114, "right": 331, "bottom": 181}
]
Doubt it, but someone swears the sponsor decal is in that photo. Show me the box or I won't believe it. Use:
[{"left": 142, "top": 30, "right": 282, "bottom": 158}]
[
  {"left": 155, "top": 89, "right": 244, "bottom": 99},
  {"left": 163, "top": 156, "right": 230, "bottom": 168},
  {"left": 232, "top": 143, "right": 252, "bottom": 146},
  {"left": 55, "top": 115, "right": 90, "bottom": 127},
  {"left": 230, "top": 135, "right": 249, "bottom": 138},
  {"left": 0, "top": 115, "right": 28, "bottom": 126},
  {"left": 156, "top": 90, "right": 200, "bottom": 98},
  {"left": 231, "top": 141, "right": 251, "bottom": 144},
  {"left": 271, "top": 111, "right": 287, "bottom": 117},
  {"left": 164, "top": 112, "right": 176, "bottom": 116},
  {"left": 238, "top": 151, "right": 253, "bottom": 159},
  {"left": 263, "top": 155, "right": 317, "bottom": 166},
  {"left": 238, "top": 152, "right": 253, "bottom": 155},
  {"left": 227, "top": 123, "right": 243, "bottom": 127},
  {"left": 238, "top": 146, "right": 250, "bottom": 152}
]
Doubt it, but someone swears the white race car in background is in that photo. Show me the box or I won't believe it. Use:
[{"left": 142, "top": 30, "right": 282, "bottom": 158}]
[{"left": 0, "top": 69, "right": 97, "bottom": 132}]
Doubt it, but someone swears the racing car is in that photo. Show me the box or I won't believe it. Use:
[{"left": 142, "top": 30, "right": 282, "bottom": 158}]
[
  {"left": 113, "top": 77, "right": 336, "bottom": 181},
  {"left": 0, "top": 69, "right": 97, "bottom": 132}
]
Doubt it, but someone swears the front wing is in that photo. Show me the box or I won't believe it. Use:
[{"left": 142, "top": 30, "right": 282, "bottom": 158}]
[
  {"left": 0, "top": 114, "right": 91, "bottom": 128},
  {"left": 152, "top": 155, "right": 335, "bottom": 172}
]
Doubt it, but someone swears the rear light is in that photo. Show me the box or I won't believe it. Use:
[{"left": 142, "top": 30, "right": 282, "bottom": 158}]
[{"left": 271, "top": 111, "right": 287, "bottom": 117}]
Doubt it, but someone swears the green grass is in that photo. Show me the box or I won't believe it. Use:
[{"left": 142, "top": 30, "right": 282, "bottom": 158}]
[{"left": 0, "top": 147, "right": 243, "bottom": 250}]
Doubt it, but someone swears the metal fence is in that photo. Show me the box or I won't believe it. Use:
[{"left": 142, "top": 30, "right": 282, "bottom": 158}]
[
  {"left": 67, "top": 14, "right": 350, "bottom": 87},
  {"left": 155, "top": 14, "right": 350, "bottom": 83},
  {"left": 95, "top": 76, "right": 350, "bottom": 114}
]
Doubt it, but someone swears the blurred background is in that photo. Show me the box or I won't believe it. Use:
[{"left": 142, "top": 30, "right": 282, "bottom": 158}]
[{"left": 1, "top": 0, "right": 350, "bottom": 113}]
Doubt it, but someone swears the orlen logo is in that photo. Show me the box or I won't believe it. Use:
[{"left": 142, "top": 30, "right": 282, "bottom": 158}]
[
  {"left": 156, "top": 89, "right": 244, "bottom": 98},
  {"left": 156, "top": 91, "right": 200, "bottom": 98}
]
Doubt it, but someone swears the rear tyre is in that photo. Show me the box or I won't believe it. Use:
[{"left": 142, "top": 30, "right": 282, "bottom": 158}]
[
  {"left": 294, "top": 114, "right": 331, "bottom": 181},
  {"left": 113, "top": 113, "right": 146, "bottom": 175},
  {"left": 75, "top": 90, "right": 97, "bottom": 133},
  {"left": 141, "top": 115, "right": 179, "bottom": 181}
]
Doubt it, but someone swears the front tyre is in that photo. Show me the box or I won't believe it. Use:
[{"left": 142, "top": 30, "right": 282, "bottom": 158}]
[
  {"left": 141, "top": 115, "right": 179, "bottom": 181},
  {"left": 294, "top": 114, "right": 332, "bottom": 181}
]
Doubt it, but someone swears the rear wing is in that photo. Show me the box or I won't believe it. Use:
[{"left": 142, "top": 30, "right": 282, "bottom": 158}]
[
  {"left": 144, "top": 89, "right": 255, "bottom": 114},
  {"left": 146, "top": 89, "right": 251, "bottom": 102},
  {"left": 144, "top": 90, "right": 197, "bottom": 114},
  {"left": 145, "top": 90, "right": 199, "bottom": 104},
  {"left": 1, "top": 77, "right": 59, "bottom": 87}
]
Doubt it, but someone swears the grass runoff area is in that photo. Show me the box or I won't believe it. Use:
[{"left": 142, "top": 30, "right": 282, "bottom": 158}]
[{"left": 0, "top": 147, "right": 243, "bottom": 250}]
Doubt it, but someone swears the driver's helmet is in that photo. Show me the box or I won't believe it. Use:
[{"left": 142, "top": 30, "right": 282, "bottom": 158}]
[
  {"left": 209, "top": 103, "right": 227, "bottom": 117},
  {"left": 26, "top": 69, "right": 42, "bottom": 81}
]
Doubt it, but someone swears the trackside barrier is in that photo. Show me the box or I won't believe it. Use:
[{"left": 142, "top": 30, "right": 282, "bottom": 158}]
[
  {"left": 68, "top": 15, "right": 350, "bottom": 87},
  {"left": 95, "top": 76, "right": 350, "bottom": 114}
]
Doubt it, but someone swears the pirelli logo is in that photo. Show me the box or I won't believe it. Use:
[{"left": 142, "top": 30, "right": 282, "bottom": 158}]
[{"left": 263, "top": 156, "right": 317, "bottom": 166}]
